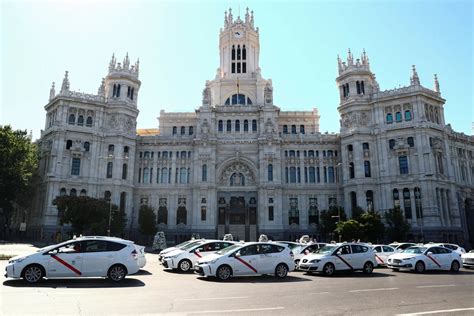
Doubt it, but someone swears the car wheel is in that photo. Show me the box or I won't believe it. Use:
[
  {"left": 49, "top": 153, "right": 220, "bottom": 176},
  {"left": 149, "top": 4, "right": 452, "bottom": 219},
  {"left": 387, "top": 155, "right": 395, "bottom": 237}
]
[
  {"left": 178, "top": 259, "right": 192, "bottom": 273},
  {"left": 363, "top": 261, "right": 374, "bottom": 274},
  {"left": 275, "top": 263, "right": 289, "bottom": 278},
  {"left": 216, "top": 265, "right": 232, "bottom": 281},
  {"left": 415, "top": 261, "right": 425, "bottom": 273},
  {"left": 22, "top": 264, "right": 44, "bottom": 283},
  {"left": 322, "top": 263, "right": 335, "bottom": 276},
  {"left": 108, "top": 264, "right": 127, "bottom": 282},
  {"left": 450, "top": 261, "right": 460, "bottom": 273}
]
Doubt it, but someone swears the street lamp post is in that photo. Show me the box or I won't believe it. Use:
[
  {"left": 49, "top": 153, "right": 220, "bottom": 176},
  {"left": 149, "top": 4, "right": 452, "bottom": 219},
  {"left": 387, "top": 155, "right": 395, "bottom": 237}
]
[
  {"left": 107, "top": 198, "right": 113, "bottom": 236},
  {"left": 336, "top": 162, "right": 342, "bottom": 242}
]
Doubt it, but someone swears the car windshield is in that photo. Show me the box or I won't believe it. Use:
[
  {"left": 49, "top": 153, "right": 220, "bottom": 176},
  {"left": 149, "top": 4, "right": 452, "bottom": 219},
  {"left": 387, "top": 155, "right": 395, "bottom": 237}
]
[
  {"left": 277, "top": 242, "right": 301, "bottom": 250},
  {"left": 316, "top": 245, "right": 337, "bottom": 254},
  {"left": 402, "top": 247, "right": 427, "bottom": 254},
  {"left": 217, "top": 244, "right": 241, "bottom": 255},
  {"left": 175, "top": 241, "right": 192, "bottom": 249},
  {"left": 182, "top": 241, "right": 204, "bottom": 250}
]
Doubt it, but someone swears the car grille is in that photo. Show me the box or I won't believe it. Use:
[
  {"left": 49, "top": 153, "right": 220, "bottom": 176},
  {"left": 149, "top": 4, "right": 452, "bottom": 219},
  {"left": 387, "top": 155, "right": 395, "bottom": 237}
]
[
  {"left": 464, "top": 258, "right": 474, "bottom": 263},
  {"left": 393, "top": 259, "right": 402, "bottom": 264},
  {"left": 162, "top": 260, "right": 169, "bottom": 268},
  {"left": 195, "top": 266, "right": 204, "bottom": 276}
]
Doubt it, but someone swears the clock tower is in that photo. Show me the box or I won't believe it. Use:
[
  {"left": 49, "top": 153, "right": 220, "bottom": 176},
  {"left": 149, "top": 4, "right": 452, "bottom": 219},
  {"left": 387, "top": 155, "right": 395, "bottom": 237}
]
[{"left": 219, "top": 7, "right": 260, "bottom": 79}]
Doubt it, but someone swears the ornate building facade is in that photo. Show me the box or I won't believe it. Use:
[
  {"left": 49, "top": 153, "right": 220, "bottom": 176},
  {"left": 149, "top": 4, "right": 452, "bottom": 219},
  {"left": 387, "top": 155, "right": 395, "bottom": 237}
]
[{"left": 31, "top": 9, "right": 474, "bottom": 246}]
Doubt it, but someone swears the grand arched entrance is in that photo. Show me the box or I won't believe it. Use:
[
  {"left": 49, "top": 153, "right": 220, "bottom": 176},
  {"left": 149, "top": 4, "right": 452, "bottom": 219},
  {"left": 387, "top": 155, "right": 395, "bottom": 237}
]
[{"left": 216, "top": 159, "right": 258, "bottom": 241}]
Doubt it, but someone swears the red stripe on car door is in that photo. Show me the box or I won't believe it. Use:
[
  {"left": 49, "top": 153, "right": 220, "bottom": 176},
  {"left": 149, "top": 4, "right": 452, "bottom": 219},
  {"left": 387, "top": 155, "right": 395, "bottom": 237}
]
[
  {"left": 335, "top": 254, "right": 354, "bottom": 269},
  {"left": 51, "top": 255, "right": 82, "bottom": 276},
  {"left": 235, "top": 257, "right": 257, "bottom": 273},
  {"left": 194, "top": 252, "right": 202, "bottom": 258},
  {"left": 425, "top": 255, "right": 441, "bottom": 268},
  {"left": 374, "top": 254, "right": 384, "bottom": 264}
]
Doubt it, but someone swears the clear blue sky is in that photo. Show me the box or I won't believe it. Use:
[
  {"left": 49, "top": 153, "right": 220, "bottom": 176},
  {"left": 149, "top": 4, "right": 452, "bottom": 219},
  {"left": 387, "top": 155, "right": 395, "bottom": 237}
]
[{"left": 1, "top": 0, "right": 472, "bottom": 139}]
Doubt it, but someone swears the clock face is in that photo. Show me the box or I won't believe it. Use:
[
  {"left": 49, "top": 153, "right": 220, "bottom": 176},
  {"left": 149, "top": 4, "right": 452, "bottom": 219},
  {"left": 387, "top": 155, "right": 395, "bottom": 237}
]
[{"left": 234, "top": 31, "right": 243, "bottom": 39}]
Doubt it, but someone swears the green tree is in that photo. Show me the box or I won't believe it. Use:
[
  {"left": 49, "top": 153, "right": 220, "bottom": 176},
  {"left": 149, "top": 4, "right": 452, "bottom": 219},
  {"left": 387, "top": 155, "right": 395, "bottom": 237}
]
[
  {"left": 138, "top": 205, "right": 157, "bottom": 245},
  {"left": 335, "top": 219, "right": 363, "bottom": 241},
  {"left": 53, "top": 196, "right": 126, "bottom": 236},
  {"left": 319, "top": 206, "right": 347, "bottom": 241},
  {"left": 359, "top": 210, "right": 385, "bottom": 243},
  {"left": 0, "top": 126, "right": 38, "bottom": 237},
  {"left": 351, "top": 206, "right": 365, "bottom": 221},
  {"left": 384, "top": 207, "right": 411, "bottom": 242}
]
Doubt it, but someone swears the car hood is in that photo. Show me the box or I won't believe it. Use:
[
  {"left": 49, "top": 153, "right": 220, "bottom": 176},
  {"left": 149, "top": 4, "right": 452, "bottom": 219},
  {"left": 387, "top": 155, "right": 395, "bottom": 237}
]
[
  {"left": 389, "top": 252, "right": 418, "bottom": 260},
  {"left": 301, "top": 253, "right": 328, "bottom": 261},
  {"left": 160, "top": 247, "right": 177, "bottom": 255},
  {"left": 163, "top": 249, "right": 185, "bottom": 258},
  {"left": 197, "top": 253, "right": 221, "bottom": 263}
]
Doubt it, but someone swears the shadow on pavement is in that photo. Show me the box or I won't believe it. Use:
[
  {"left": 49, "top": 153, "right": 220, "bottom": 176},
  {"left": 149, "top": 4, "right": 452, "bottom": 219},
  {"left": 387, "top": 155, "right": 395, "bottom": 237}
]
[
  {"left": 135, "top": 269, "right": 153, "bottom": 276},
  {"left": 3, "top": 277, "right": 145, "bottom": 288},
  {"left": 302, "top": 271, "right": 393, "bottom": 278},
  {"left": 197, "top": 274, "right": 312, "bottom": 283}
]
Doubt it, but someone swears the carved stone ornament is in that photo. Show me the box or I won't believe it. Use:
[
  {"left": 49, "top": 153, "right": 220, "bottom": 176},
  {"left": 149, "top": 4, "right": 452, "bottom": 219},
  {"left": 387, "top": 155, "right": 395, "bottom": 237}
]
[
  {"left": 264, "top": 82, "right": 273, "bottom": 105},
  {"left": 220, "top": 162, "right": 255, "bottom": 186},
  {"left": 202, "top": 84, "right": 211, "bottom": 106}
]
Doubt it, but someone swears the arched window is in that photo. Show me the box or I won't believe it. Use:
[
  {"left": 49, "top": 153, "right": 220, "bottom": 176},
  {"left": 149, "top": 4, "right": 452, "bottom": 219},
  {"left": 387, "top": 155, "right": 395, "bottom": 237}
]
[
  {"left": 104, "top": 190, "right": 111, "bottom": 201},
  {"left": 68, "top": 114, "right": 75, "bottom": 125},
  {"left": 225, "top": 94, "right": 252, "bottom": 105},
  {"left": 130, "top": 88, "right": 134, "bottom": 100},
  {"left": 347, "top": 144, "right": 353, "bottom": 152},
  {"left": 77, "top": 115, "right": 84, "bottom": 126},
  {"left": 283, "top": 125, "right": 288, "bottom": 134},
  {"left": 143, "top": 167, "right": 149, "bottom": 183},
  {"left": 66, "top": 139, "right": 73, "bottom": 150},
  {"left": 119, "top": 192, "right": 126, "bottom": 212},
  {"left": 86, "top": 116, "right": 93, "bottom": 127},
  {"left": 362, "top": 142, "right": 369, "bottom": 150},
  {"left": 268, "top": 164, "right": 273, "bottom": 181},
  {"left": 252, "top": 119, "right": 257, "bottom": 132},
  {"left": 108, "top": 144, "right": 114, "bottom": 155},
  {"left": 289, "top": 150, "right": 295, "bottom": 157},
  {"left": 300, "top": 125, "right": 305, "bottom": 134},
  {"left": 189, "top": 126, "right": 193, "bottom": 135},
  {"left": 80, "top": 189, "right": 87, "bottom": 197},
  {"left": 83, "top": 142, "right": 90, "bottom": 152},
  {"left": 107, "top": 162, "right": 113, "bottom": 178},
  {"left": 364, "top": 161, "right": 371, "bottom": 177},
  {"left": 403, "top": 188, "right": 412, "bottom": 219},
  {"left": 180, "top": 151, "right": 186, "bottom": 158},
  {"left": 393, "top": 188, "right": 400, "bottom": 207},
  {"left": 71, "top": 158, "right": 81, "bottom": 175},
  {"left": 172, "top": 126, "right": 177, "bottom": 135},
  {"left": 386, "top": 113, "right": 393, "bottom": 123},
  {"left": 180, "top": 126, "right": 185, "bottom": 135},
  {"left": 350, "top": 191, "right": 357, "bottom": 213},
  {"left": 116, "top": 84, "right": 121, "bottom": 97},
  {"left": 395, "top": 112, "right": 402, "bottom": 122},
  {"left": 60, "top": 188, "right": 67, "bottom": 196},
  {"left": 366, "top": 190, "right": 373, "bottom": 211},
  {"left": 407, "top": 137, "right": 414, "bottom": 147},
  {"left": 70, "top": 189, "right": 77, "bottom": 197},
  {"left": 349, "top": 162, "right": 355, "bottom": 179},
  {"left": 405, "top": 110, "right": 412, "bottom": 121},
  {"left": 162, "top": 151, "right": 168, "bottom": 158},
  {"left": 218, "top": 120, "right": 223, "bottom": 132},
  {"left": 158, "top": 203, "right": 168, "bottom": 225},
  {"left": 226, "top": 120, "right": 231, "bottom": 132},
  {"left": 202, "top": 164, "right": 207, "bottom": 182},
  {"left": 308, "top": 150, "right": 314, "bottom": 157},
  {"left": 235, "top": 120, "right": 240, "bottom": 132},
  {"left": 177, "top": 207, "right": 187, "bottom": 225},
  {"left": 122, "top": 163, "right": 127, "bottom": 179},
  {"left": 308, "top": 197, "right": 318, "bottom": 225},
  {"left": 124, "top": 146, "right": 129, "bottom": 156},
  {"left": 144, "top": 151, "right": 150, "bottom": 158}
]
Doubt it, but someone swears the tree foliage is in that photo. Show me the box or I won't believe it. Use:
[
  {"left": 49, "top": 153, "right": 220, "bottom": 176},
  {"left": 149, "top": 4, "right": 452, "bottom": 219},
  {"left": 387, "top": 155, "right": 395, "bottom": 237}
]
[
  {"left": 384, "top": 207, "right": 411, "bottom": 242},
  {"left": 53, "top": 196, "right": 126, "bottom": 236},
  {"left": 0, "top": 126, "right": 38, "bottom": 229},
  {"left": 138, "top": 205, "right": 157, "bottom": 243},
  {"left": 359, "top": 211, "right": 385, "bottom": 243},
  {"left": 319, "top": 206, "right": 347, "bottom": 241},
  {"left": 335, "top": 219, "right": 363, "bottom": 241}
]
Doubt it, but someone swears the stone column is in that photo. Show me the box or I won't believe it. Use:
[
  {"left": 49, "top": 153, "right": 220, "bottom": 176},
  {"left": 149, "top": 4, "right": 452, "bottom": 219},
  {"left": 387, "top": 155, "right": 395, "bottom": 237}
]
[{"left": 410, "top": 188, "right": 418, "bottom": 226}]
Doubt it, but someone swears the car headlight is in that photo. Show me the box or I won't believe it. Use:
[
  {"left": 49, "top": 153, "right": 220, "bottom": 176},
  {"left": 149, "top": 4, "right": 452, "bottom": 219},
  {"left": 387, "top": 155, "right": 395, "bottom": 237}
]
[
  {"left": 310, "top": 259, "right": 320, "bottom": 263},
  {"left": 9, "top": 256, "right": 26, "bottom": 264},
  {"left": 199, "top": 259, "right": 218, "bottom": 265},
  {"left": 402, "top": 257, "right": 414, "bottom": 261}
]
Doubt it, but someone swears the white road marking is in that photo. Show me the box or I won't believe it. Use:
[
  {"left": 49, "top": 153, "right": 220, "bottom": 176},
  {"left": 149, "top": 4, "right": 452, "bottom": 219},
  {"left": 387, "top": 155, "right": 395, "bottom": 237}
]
[
  {"left": 396, "top": 307, "right": 474, "bottom": 315},
  {"left": 191, "top": 307, "right": 285, "bottom": 314},
  {"left": 308, "top": 292, "right": 330, "bottom": 295},
  {"left": 349, "top": 287, "right": 399, "bottom": 293},
  {"left": 416, "top": 284, "right": 456, "bottom": 289},
  {"left": 175, "top": 296, "right": 248, "bottom": 302}
]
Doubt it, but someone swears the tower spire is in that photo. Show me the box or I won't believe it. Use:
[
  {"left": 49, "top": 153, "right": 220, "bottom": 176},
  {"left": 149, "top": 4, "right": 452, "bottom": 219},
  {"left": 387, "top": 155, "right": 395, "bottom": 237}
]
[
  {"left": 60, "top": 71, "right": 70, "bottom": 94},
  {"left": 109, "top": 53, "right": 116, "bottom": 72},
  {"left": 347, "top": 48, "right": 353, "bottom": 65},
  {"left": 123, "top": 53, "right": 130, "bottom": 70},
  {"left": 434, "top": 74, "right": 440, "bottom": 94},
  {"left": 49, "top": 82, "right": 56, "bottom": 101},
  {"left": 410, "top": 65, "right": 420, "bottom": 86}
]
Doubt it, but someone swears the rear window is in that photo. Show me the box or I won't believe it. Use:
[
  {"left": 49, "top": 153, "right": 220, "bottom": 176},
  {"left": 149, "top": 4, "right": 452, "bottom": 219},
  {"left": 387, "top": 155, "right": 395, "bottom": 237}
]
[
  {"left": 106, "top": 241, "right": 127, "bottom": 251},
  {"left": 261, "top": 244, "right": 284, "bottom": 254},
  {"left": 83, "top": 240, "right": 108, "bottom": 252},
  {"left": 351, "top": 245, "right": 368, "bottom": 253},
  {"left": 383, "top": 246, "right": 394, "bottom": 252}
]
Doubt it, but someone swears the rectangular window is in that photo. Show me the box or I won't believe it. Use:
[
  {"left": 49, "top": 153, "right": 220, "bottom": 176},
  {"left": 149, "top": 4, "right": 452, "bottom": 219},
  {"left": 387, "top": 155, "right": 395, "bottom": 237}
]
[
  {"left": 268, "top": 206, "right": 274, "bottom": 221},
  {"left": 399, "top": 156, "right": 409, "bottom": 174},
  {"left": 71, "top": 158, "right": 81, "bottom": 175},
  {"left": 201, "top": 206, "right": 207, "bottom": 221},
  {"left": 364, "top": 161, "right": 371, "bottom": 177},
  {"left": 289, "top": 167, "right": 296, "bottom": 183},
  {"left": 289, "top": 197, "right": 299, "bottom": 225}
]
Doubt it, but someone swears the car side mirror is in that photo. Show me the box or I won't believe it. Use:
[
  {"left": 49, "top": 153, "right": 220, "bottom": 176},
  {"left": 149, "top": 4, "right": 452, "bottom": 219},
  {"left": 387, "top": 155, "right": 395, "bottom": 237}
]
[
  {"left": 48, "top": 249, "right": 58, "bottom": 255},
  {"left": 427, "top": 252, "right": 433, "bottom": 255},
  {"left": 373, "top": 250, "right": 378, "bottom": 253},
  {"left": 234, "top": 252, "right": 241, "bottom": 258}
]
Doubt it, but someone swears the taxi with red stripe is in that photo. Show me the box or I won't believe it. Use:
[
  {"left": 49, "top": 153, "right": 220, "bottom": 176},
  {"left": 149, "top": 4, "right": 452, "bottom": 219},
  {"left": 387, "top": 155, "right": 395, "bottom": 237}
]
[
  {"left": 4, "top": 236, "right": 142, "bottom": 283},
  {"left": 161, "top": 240, "right": 235, "bottom": 272},
  {"left": 387, "top": 245, "right": 461, "bottom": 273},
  {"left": 371, "top": 244, "right": 396, "bottom": 266},
  {"left": 194, "top": 242, "right": 295, "bottom": 281},
  {"left": 298, "top": 242, "right": 377, "bottom": 276}
]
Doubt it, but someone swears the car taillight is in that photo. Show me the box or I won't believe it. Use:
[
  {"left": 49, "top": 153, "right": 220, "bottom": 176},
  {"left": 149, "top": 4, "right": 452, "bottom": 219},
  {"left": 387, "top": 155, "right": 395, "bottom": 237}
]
[{"left": 131, "top": 249, "right": 138, "bottom": 259}]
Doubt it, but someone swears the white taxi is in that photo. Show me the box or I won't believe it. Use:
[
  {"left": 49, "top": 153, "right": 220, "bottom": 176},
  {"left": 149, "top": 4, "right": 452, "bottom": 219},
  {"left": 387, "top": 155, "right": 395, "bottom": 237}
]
[
  {"left": 293, "top": 243, "right": 326, "bottom": 268},
  {"left": 298, "top": 243, "right": 376, "bottom": 276},
  {"left": 194, "top": 242, "right": 295, "bottom": 281},
  {"left": 424, "top": 243, "right": 466, "bottom": 255},
  {"left": 461, "top": 250, "right": 474, "bottom": 269},
  {"left": 387, "top": 245, "right": 461, "bottom": 273},
  {"left": 158, "top": 239, "right": 203, "bottom": 262},
  {"left": 371, "top": 244, "right": 396, "bottom": 266},
  {"left": 162, "top": 240, "right": 235, "bottom": 272},
  {"left": 4, "top": 236, "right": 141, "bottom": 283}
]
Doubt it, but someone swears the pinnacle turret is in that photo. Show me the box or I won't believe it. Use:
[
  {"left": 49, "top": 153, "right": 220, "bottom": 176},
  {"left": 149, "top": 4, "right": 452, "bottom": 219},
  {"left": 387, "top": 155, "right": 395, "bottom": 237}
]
[
  {"left": 107, "top": 53, "right": 139, "bottom": 78},
  {"left": 410, "top": 65, "right": 420, "bottom": 86},
  {"left": 434, "top": 74, "right": 440, "bottom": 94},
  {"left": 337, "top": 49, "right": 371, "bottom": 75},
  {"left": 222, "top": 7, "right": 257, "bottom": 31},
  {"left": 49, "top": 82, "right": 56, "bottom": 101},
  {"left": 60, "top": 71, "right": 70, "bottom": 94}
]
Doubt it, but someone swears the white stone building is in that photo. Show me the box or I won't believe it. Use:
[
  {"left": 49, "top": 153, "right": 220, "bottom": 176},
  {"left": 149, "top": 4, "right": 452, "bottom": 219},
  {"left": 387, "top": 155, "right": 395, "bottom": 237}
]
[{"left": 31, "top": 9, "right": 474, "bottom": 246}]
